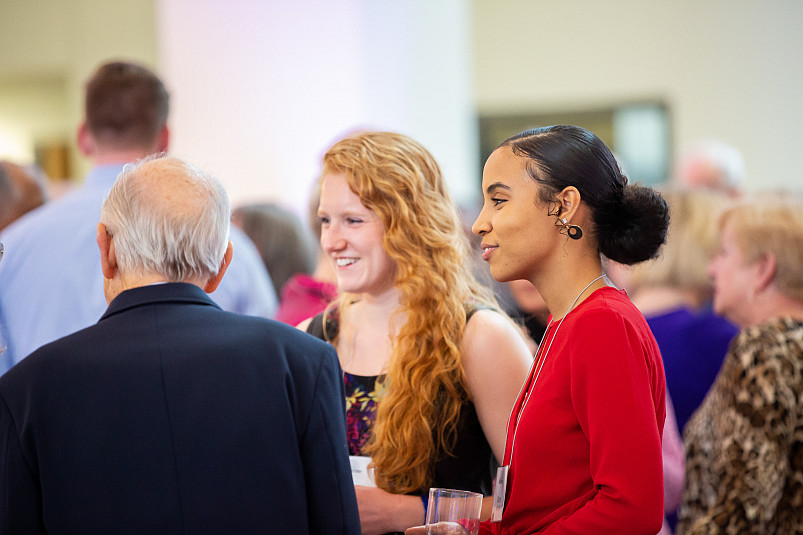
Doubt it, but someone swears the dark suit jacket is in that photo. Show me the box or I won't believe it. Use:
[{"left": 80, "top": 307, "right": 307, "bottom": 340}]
[{"left": 0, "top": 283, "right": 360, "bottom": 534}]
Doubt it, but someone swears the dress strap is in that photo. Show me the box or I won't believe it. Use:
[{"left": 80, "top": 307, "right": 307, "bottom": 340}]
[
  {"left": 305, "top": 312, "right": 326, "bottom": 340},
  {"left": 305, "top": 306, "right": 340, "bottom": 343}
]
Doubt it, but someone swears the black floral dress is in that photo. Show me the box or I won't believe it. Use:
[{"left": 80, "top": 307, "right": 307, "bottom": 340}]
[{"left": 343, "top": 372, "right": 385, "bottom": 455}]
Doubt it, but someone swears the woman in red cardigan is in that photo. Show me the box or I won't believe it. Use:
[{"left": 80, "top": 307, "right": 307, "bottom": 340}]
[
  {"left": 468, "top": 125, "right": 669, "bottom": 534},
  {"left": 409, "top": 126, "right": 669, "bottom": 534}
]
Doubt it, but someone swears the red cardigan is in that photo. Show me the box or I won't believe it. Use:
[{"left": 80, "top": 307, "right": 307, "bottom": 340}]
[{"left": 481, "top": 287, "right": 666, "bottom": 534}]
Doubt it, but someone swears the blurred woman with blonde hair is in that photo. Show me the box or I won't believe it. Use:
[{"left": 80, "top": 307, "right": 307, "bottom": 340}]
[
  {"left": 679, "top": 192, "right": 803, "bottom": 533},
  {"left": 299, "top": 131, "right": 532, "bottom": 534}
]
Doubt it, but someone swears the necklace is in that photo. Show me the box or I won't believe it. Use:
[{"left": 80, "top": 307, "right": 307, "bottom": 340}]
[{"left": 505, "top": 273, "right": 606, "bottom": 464}]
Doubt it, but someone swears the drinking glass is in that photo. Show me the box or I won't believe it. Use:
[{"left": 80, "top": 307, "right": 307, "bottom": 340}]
[{"left": 425, "top": 488, "right": 483, "bottom": 535}]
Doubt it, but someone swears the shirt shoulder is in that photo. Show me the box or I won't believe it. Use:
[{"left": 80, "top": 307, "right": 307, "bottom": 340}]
[{"left": 568, "top": 287, "right": 647, "bottom": 331}]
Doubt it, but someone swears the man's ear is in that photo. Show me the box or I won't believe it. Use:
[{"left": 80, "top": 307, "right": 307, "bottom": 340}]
[
  {"left": 77, "top": 122, "right": 94, "bottom": 157},
  {"left": 204, "top": 241, "right": 233, "bottom": 294},
  {"left": 155, "top": 125, "right": 169, "bottom": 153},
  {"left": 96, "top": 223, "right": 117, "bottom": 280}
]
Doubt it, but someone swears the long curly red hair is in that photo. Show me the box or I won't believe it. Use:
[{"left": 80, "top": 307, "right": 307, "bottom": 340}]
[{"left": 322, "top": 131, "right": 499, "bottom": 493}]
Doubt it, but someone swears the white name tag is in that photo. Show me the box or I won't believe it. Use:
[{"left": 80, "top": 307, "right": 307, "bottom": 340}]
[
  {"left": 490, "top": 465, "right": 509, "bottom": 522},
  {"left": 349, "top": 455, "right": 376, "bottom": 487}
]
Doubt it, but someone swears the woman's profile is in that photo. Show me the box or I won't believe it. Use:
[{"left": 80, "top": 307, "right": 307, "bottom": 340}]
[{"left": 469, "top": 125, "right": 669, "bottom": 534}]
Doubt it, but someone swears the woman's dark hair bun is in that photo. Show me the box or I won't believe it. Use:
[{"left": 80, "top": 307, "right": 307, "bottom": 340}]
[{"left": 595, "top": 184, "right": 669, "bottom": 265}]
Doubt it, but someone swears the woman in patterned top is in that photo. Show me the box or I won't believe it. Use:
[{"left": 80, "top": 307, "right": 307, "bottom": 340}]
[
  {"left": 678, "top": 193, "right": 803, "bottom": 534},
  {"left": 298, "top": 131, "right": 532, "bottom": 535}
]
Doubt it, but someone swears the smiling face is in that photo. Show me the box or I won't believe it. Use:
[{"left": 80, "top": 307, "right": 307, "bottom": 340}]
[
  {"left": 318, "top": 172, "right": 397, "bottom": 297},
  {"left": 472, "top": 147, "right": 560, "bottom": 283}
]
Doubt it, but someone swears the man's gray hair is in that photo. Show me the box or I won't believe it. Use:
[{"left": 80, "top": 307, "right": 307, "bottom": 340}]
[{"left": 100, "top": 155, "right": 230, "bottom": 282}]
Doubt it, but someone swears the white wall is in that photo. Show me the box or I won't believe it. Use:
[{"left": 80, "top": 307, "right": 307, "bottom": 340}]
[
  {"left": 3, "top": 0, "right": 802, "bottom": 199},
  {"left": 472, "top": 0, "right": 803, "bottom": 193},
  {"left": 156, "top": 0, "right": 478, "bottom": 214}
]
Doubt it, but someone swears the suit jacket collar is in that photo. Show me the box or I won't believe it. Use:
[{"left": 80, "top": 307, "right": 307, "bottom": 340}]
[{"left": 100, "top": 282, "right": 221, "bottom": 322}]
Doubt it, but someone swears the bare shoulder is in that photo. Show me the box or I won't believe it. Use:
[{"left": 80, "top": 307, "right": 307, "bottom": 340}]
[
  {"left": 461, "top": 308, "right": 532, "bottom": 373},
  {"left": 463, "top": 309, "right": 528, "bottom": 352}
]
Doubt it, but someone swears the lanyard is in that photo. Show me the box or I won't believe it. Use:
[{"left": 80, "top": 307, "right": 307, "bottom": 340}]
[{"left": 506, "top": 312, "right": 559, "bottom": 464}]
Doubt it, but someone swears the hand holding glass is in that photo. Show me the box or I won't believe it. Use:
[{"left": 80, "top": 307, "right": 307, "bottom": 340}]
[{"left": 425, "top": 488, "right": 483, "bottom": 535}]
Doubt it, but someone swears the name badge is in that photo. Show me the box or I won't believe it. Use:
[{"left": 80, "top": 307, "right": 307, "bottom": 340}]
[
  {"left": 349, "top": 455, "right": 375, "bottom": 487},
  {"left": 490, "top": 465, "right": 509, "bottom": 522}
]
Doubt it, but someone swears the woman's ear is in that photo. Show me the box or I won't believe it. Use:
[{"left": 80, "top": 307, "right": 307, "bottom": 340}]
[
  {"left": 557, "top": 186, "right": 582, "bottom": 222},
  {"left": 754, "top": 252, "right": 778, "bottom": 293}
]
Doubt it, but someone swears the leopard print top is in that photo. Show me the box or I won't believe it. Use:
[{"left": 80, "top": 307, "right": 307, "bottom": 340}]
[{"left": 677, "top": 316, "right": 803, "bottom": 534}]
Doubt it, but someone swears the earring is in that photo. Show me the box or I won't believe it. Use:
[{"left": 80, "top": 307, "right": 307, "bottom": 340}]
[{"left": 561, "top": 218, "right": 583, "bottom": 240}]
